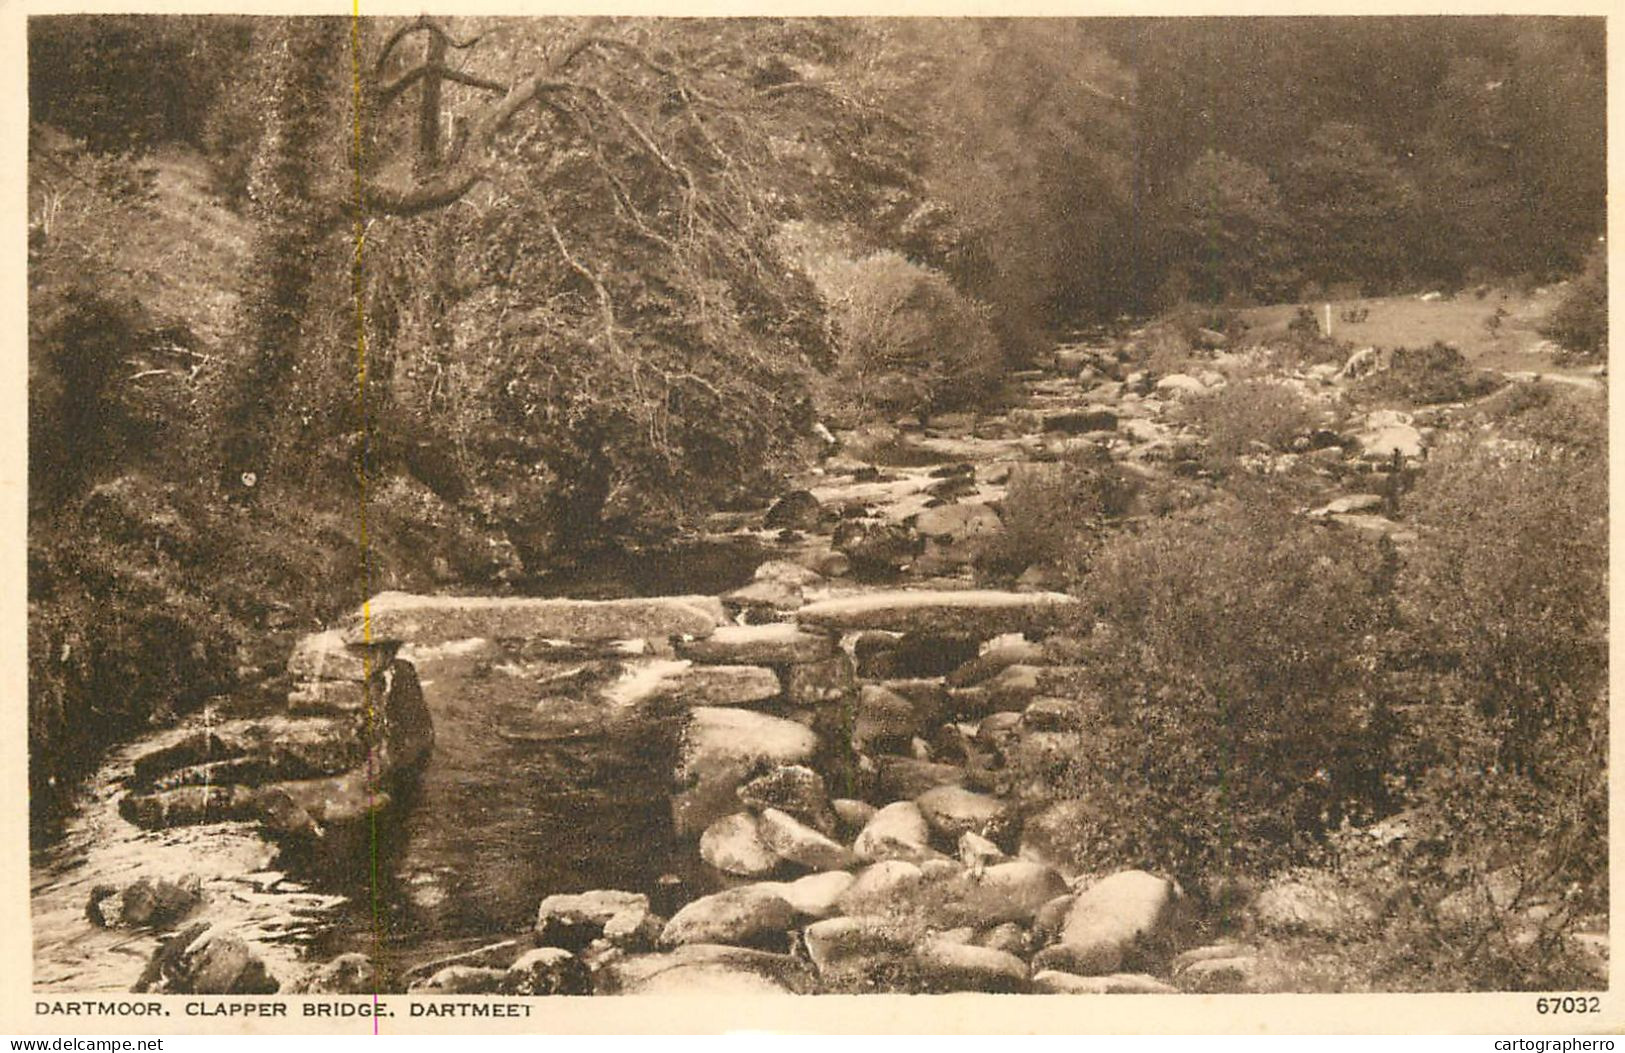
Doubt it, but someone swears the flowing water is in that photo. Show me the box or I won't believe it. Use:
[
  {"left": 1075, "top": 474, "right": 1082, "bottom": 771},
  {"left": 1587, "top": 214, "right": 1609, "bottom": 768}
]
[
  {"left": 32, "top": 412, "right": 1032, "bottom": 991},
  {"left": 298, "top": 641, "right": 705, "bottom": 978},
  {"left": 31, "top": 536, "right": 772, "bottom": 991}
]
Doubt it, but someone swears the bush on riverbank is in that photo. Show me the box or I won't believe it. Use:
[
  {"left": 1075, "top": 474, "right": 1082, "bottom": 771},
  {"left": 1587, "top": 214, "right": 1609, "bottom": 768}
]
[
  {"left": 1009, "top": 499, "right": 1397, "bottom": 883},
  {"left": 1541, "top": 243, "right": 1607, "bottom": 363},
  {"left": 784, "top": 225, "right": 1007, "bottom": 423},
  {"left": 999, "top": 381, "right": 1606, "bottom": 987},
  {"left": 1178, "top": 378, "right": 1322, "bottom": 465},
  {"left": 1353, "top": 341, "right": 1504, "bottom": 405},
  {"left": 977, "top": 448, "right": 1139, "bottom": 579}
]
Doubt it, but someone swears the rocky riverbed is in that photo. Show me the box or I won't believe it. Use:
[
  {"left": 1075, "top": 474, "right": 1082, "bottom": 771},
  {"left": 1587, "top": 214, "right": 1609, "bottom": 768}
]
[{"left": 31, "top": 334, "right": 1607, "bottom": 995}]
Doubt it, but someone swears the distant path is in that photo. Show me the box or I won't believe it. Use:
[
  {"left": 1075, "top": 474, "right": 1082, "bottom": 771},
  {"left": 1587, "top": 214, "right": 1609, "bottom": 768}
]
[{"left": 1496, "top": 368, "right": 1604, "bottom": 391}]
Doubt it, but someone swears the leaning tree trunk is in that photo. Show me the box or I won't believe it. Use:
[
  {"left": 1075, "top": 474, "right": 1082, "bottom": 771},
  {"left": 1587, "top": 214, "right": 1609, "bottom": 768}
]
[{"left": 219, "top": 16, "right": 349, "bottom": 495}]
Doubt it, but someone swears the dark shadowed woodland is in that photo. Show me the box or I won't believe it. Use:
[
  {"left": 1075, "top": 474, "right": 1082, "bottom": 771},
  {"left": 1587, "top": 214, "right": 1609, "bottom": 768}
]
[{"left": 28, "top": 16, "right": 1606, "bottom": 997}]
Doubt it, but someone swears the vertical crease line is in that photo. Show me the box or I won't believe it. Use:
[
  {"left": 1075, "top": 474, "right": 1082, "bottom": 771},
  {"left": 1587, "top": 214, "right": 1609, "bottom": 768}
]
[{"left": 347, "top": 5, "right": 382, "bottom": 1033}]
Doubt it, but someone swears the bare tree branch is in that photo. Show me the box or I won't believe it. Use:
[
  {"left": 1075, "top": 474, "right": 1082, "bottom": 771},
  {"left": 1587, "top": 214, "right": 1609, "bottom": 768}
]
[
  {"left": 379, "top": 63, "right": 508, "bottom": 104},
  {"left": 373, "top": 15, "right": 485, "bottom": 79},
  {"left": 352, "top": 18, "right": 607, "bottom": 221},
  {"left": 537, "top": 195, "right": 620, "bottom": 355},
  {"left": 550, "top": 99, "right": 682, "bottom": 252}
]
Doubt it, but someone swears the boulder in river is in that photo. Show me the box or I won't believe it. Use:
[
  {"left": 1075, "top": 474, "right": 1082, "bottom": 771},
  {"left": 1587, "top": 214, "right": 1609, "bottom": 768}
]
[
  {"left": 775, "top": 870, "right": 856, "bottom": 919},
  {"left": 700, "top": 813, "right": 782, "bottom": 878},
  {"left": 536, "top": 890, "right": 652, "bottom": 951},
  {"left": 947, "top": 635, "right": 1045, "bottom": 688},
  {"left": 501, "top": 948, "right": 593, "bottom": 995},
  {"left": 832, "top": 798, "right": 878, "bottom": 835},
  {"left": 288, "top": 953, "right": 377, "bottom": 995},
  {"left": 409, "top": 965, "right": 506, "bottom": 994},
  {"left": 672, "top": 707, "right": 821, "bottom": 839},
  {"left": 134, "top": 923, "right": 278, "bottom": 995},
  {"left": 756, "top": 808, "right": 859, "bottom": 871},
  {"left": 916, "top": 785, "right": 1010, "bottom": 840},
  {"left": 958, "top": 831, "right": 1006, "bottom": 868},
  {"left": 949, "top": 664, "right": 1042, "bottom": 718},
  {"left": 1173, "top": 944, "right": 1262, "bottom": 993},
  {"left": 977, "top": 921, "right": 1029, "bottom": 958},
  {"left": 912, "top": 937, "right": 1029, "bottom": 993},
  {"left": 755, "top": 559, "right": 827, "bottom": 588},
  {"left": 875, "top": 756, "right": 970, "bottom": 801},
  {"left": 803, "top": 916, "right": 914, "bottom": 981},
  {"left": 118, "top": 785, "right": 264, "bottom": 830},
  {"left": 834, "top": 521, "right": 919, "bottom": 574},
  {"left": 853, "top": 801, "right": 932, "bottom": 863},
  {"left": 87, "top": 875, "right": 202, "bottom": 929},
  {"left": 659, "top": 885, "right": 796, "bottom": 949},
  {"left": 1032, "top": 970, "right": 1178, "bottom": 994},
  {"left": 603, "top": 944, "right": 808, "bottom": 995},
  {"left": 838, "top": 860, "right": 927, "bottom": 916},
  {"left": 853, "top": 684, "right": 921, "bottom": 753},
  {"left": 1032, "top": 870, "right": 1182, "bottom": 976},
  {"left": 954, "top": 861, "right": 1071, "bottom": 926},
  {"left": 737, "top": 765, "right": 837, "bottom": 835},
  {"left": 764, "top": 490, "right": 824, "bottom": 531},
  {"left": 722, "top": 579, "right": 805, "bottom": 616},
  {"left": 258, "top": 770, "right": 390, "bottom": 831}
]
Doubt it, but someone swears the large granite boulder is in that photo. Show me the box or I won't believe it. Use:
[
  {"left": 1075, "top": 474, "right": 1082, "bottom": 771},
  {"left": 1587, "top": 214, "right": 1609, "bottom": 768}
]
[
  {"left": 602, "top": 944, "right": 808, "bottom": 995},
  {"left": 699, "top": 813, "right": 782, "bottom": 878},
  {"left": 659, "top": 885, "right": 797, "bottom": 949},
  {"left": 536, "top": 890, "right": 653, "bottom": 951},
  {"left": 672, "top": 708, "right": 821, "bottom": 839},
  {"left": 1032, "top": 870, "right": 1182, "bottom": 976},
  {"left": 134, "top": 923, "right": 278, "bottom": 994},
  {"left": 853, "top": 802, "right": 933, "bottom": 863}
]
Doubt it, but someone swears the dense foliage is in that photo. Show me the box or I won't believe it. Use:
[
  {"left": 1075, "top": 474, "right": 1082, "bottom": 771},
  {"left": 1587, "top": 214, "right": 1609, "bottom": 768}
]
[
  {"left": 1541, "top": 242, "right": 1608, "bottom": 362},
  {"left": 26, "top": 11, "right": 1607, "bottom": 913},
  {"left": 1353, "top": 342, "right": 1505, "bottom": 405},
  {"left": 788, "top": 233, "right": 1005, "bottom": 422},
  {"left": 1000, "top": 371, "right": 1606, "bottom": 987},
  {"left": 1113, "top": 17, "right": 1605, "bottom": 303},
  {"left": 1013, "top": 499, "right": 1399, "bottom": 880},
  {"left": 29, "top": 16, "right": 255, "bottom": 154}
]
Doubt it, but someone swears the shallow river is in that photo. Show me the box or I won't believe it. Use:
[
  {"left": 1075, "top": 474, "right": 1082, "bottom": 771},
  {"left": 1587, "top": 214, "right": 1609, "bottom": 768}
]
[{"left": 32, "top": 536, "right": 770, "bottom": 991}]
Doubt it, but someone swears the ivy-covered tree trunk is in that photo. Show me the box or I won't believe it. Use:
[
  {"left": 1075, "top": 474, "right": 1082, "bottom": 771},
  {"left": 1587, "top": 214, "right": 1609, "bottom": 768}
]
[{"left": 219, "top": 17, "right": 349, "bottom": 494}]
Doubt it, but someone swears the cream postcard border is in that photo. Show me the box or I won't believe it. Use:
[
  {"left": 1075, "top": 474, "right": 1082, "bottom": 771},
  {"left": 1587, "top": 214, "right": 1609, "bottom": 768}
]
[{"left": 0, "top": 0, "right": 1617, "bottom": 1034}]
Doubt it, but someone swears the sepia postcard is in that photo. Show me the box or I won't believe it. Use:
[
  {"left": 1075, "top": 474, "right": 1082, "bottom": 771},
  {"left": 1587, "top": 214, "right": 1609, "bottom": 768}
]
[{"left": 1, "top": 0, "right": 1618, "bottom": 1035}]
